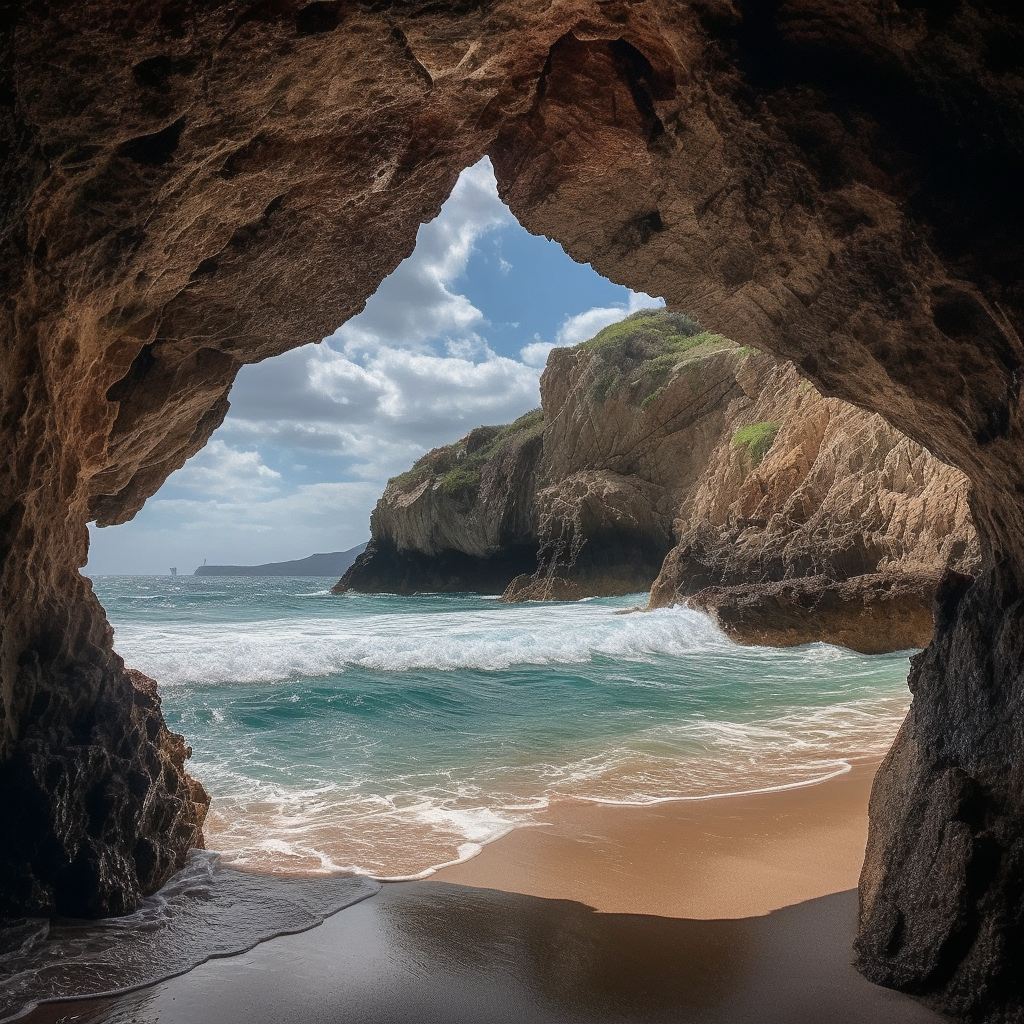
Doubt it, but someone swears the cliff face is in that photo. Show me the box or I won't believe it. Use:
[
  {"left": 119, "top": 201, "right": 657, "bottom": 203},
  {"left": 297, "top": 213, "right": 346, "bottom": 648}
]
[
  {"left": 3, "top": 2, "right": 1024, "bottom": 1016},
  {"left": 341, "top": 316, "right": 726, "bottom": 597},
  {"left": 647, "top": 353, "right": 979, "bottom": 652},
  {"left": 338, "top": 418, "right": 544, "bottom": 594},
  {"left": 343, "top": 312, "right": 977, "bottom": 655},
  {"left": 521, "top": 319, "right": 740, "bottom": 597}
]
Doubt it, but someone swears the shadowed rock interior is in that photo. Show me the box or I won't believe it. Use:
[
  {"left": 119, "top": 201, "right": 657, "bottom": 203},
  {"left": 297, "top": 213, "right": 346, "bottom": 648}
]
[{"left": 1, "top": 1, "right": 1022, "bottom": 1018}]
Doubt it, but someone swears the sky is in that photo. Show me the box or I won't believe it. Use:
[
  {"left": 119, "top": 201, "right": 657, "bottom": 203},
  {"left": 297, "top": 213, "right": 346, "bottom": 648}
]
[{"left": 86, "top": 159, "right": 663, "bottom": 575}]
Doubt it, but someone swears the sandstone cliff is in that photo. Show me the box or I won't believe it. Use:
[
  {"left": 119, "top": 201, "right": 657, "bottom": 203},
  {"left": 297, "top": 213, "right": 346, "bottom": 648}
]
[
  {"left": 339, "top": 311, "right": 978, "bottom": 654},
  {"left": 4, "top": 3, "right": 1023, "bottom": 1016},
  {"left": 337, "top": 415, "right": 544, "bottom": 594},
  {"left": 646, "top": 346, "right": 979, "bottom": 654}
]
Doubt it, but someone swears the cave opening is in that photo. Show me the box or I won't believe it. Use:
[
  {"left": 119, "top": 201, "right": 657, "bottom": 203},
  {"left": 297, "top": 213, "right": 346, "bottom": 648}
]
[
  {"left": 84, "top": 158, "right": 663, "bottom": 578},
  {"left": 76, "top": 158, "right": 955, "bottom": 902},
  {"left": 3, "top": 3, "right": 1024, "bottom": 1019}
]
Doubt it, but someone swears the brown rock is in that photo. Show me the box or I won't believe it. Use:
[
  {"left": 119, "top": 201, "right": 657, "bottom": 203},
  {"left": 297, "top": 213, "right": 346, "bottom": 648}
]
[
  {"left": 647, "top": 356, "right": 979, "bottom": 649},
  {"left": 502, "top": 575, "right": 585, "bottom": 603},
  {"left": 1, "top": 2, "right": 1023, "bottom": 1017},
  {"left": 355, "top": 317, "right": 976, "bottom": 636},
  {"left": 690, "top": 572, "right": 938, "bottom": 655}
]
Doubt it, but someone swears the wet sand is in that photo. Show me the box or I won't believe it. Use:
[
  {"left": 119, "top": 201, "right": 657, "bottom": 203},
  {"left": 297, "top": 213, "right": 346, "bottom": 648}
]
[{"left": 19, "top": 759, "right": 951, "bottom": 1024}]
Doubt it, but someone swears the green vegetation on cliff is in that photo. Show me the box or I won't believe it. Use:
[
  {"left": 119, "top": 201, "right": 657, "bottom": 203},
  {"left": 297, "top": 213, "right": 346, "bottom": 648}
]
[
  {"left": 441, "top": 467, "right": 481, "bottom": 498},
  {"left": 389, "top": 312, "right": 745, "bottom": 498},
  {"left": 580, "top": 309, "right": 734, "bottom": 405},
  {"left": 390, "top": 407, "right": 545, "bottom": 496},
  {"left": 731, "top": 421, "right": 781, "bottom": 466},
  {"left": 485, "top": 407, "right": 544, "bottom": 449}
]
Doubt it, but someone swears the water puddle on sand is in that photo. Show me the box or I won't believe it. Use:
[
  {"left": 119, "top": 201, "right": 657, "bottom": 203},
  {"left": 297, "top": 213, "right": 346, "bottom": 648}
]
[{"left": 0, "top": 852, "right": 379, "bottom": 1023}]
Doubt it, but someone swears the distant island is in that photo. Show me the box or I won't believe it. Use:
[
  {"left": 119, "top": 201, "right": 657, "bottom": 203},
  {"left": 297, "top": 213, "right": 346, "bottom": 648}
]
[{"left": 194, "top": 544, "right": 367, "bottom": 577}]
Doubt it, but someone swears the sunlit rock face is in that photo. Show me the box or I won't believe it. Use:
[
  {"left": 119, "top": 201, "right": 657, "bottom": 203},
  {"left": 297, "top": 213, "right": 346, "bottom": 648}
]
[
  {"left": 343, "top": 325, "right": 977, "bottom": 655},
  {"left": 1, "top": 1, "right": 1022, "bottom": 1016}
]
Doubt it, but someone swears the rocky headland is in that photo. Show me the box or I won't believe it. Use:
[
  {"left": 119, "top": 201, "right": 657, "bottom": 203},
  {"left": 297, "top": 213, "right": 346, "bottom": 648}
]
[
  {"left": 337, "top": 413, "right": 545, "bottom": 595},
  {"left": 337, "top": 311, "right": 977, "bottom": 654}
]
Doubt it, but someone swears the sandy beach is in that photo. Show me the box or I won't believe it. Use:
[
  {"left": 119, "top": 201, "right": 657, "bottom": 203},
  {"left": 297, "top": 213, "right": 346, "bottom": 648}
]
[
  {"left": 17, "top": 757, "right": 951, "bottom": 1024},
  {"left": 434, "top": 757, "right": 881, "bottom": 919}
]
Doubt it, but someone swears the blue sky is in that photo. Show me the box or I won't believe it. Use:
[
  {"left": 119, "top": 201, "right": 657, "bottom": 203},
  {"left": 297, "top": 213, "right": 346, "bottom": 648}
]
[{"left": 86, "top": 160, "right": 663, "bottom": 575}]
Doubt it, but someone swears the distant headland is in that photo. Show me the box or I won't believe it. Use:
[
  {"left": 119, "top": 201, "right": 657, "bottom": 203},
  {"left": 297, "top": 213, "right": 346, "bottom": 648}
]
[{"left": 194, "top": 544, "right": 367, "bottom": 577}]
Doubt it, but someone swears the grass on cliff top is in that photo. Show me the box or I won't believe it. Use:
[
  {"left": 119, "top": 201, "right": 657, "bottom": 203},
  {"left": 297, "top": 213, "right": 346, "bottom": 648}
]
[
  {"left": 731, "top": 421, "right": 781, "bottom": 467},
  {"left": 389, "top": 407, "right": 544, "bottom": 495},
  {"left": 440, "top": 466, "right": 481, "bottom": 499},
  {"left": 484, "top": 407, "right": 544, "bottom": 450},
  {"left": 578, "top": 309, "right": 736, "bottom": 405},
  {"left": 582, "top": 310, "right": 705, "bottom": 357}
]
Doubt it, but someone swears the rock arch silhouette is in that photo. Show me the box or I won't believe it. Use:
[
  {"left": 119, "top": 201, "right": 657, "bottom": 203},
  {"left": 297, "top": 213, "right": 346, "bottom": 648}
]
[{"left": 1, "top": 2, "right": 1022, "bottom": 1018}]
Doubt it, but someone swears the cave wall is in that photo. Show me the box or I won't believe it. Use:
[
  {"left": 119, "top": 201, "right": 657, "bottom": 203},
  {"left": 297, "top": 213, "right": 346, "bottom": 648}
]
[{"left": 2, "top": 0, "right": 1022, "bottom": 1017}]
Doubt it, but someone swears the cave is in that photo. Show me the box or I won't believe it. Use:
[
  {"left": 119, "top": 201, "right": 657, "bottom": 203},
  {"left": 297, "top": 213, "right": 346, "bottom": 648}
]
[{"left": 1, "top": 2, "right": 1023, "bottom": 1019}]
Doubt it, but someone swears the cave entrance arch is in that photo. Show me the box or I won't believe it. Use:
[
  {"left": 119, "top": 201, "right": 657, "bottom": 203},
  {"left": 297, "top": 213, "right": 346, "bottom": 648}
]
[
  {"left": 3, "top": 3, "right": 1023, "bottom": 1019},
  {"left": 80, "top": 156, "right": 957, "bottom": 893},
  {"left": 83, "top": 157, "right": 664, "bottom": 581}
]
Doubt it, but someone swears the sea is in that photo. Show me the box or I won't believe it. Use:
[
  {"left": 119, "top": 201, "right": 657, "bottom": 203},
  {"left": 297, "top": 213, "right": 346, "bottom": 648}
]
[{"left": 0, "top": 575, "right": 915, "bottom": 1020}]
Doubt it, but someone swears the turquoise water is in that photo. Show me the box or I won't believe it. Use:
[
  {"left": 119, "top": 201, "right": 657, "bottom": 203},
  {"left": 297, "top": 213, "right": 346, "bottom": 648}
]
[
  {"left": 0, "top": 576, "right": 917, "bottom": 1021},
  {"left": 94, "top": 576, "right": 913, "bottom": 880}
]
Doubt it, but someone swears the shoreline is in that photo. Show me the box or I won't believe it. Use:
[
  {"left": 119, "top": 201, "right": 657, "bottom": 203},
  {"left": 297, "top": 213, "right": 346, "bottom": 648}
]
[
  {"left": 18, "top": 755, "right": 951, "bottom": 1024},
  {"left": 431, "top": 755, "right": 881, "bottom": 919},
  {"left": 203, "top": 759, "right": 865, "bottom": 884}
]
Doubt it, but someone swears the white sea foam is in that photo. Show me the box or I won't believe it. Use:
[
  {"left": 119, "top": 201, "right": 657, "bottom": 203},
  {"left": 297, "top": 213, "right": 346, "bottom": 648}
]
[
  {"left": 193, "top": 688, "right": 910, "bottom": 880},
  {"left": 112, "top": 603, "right": 732, "bottom": 685}
]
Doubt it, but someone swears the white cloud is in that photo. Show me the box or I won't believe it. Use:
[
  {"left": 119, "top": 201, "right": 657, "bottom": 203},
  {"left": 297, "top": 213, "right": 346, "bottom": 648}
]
[
  {"left": 171, "top": 440, "right": 281, "bottom": 501},
  {"left": 519, "top": 340, "right": 555, "bottom": 369},
  {"left": 149, "top": 481, "right": 381, "bottom": 533},
  {"left": 222, "top": 344, "right": 542, "bottom": 481},
  {"left": 330, "top": 158, "right": 512, "bottom": 356},
  {"left": 348, "top": 347, "right": 539, "bottom": 427}
]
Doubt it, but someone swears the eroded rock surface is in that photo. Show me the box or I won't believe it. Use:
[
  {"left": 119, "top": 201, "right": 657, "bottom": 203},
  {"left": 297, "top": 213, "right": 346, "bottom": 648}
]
[
  {"left": 521, "top": 320, "right": 737, "bottom": 598},
  {"left": 689, "top": 572, "right": 939, "bottom": 655},
  {"left": 338, "top": 421, "right": 543, "bottom": 594},
  {"left": 2, "top": 1, "right": 1023, "bottom": 1017},
  {"left": 344, "top": 313, "right": 976, "bottom": 655},
  {"left": 646, "top": 349, "right": 978, "bottom": 651}
]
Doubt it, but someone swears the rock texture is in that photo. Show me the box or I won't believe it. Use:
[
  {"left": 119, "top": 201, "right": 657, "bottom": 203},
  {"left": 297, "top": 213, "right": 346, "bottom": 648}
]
[
  {"left": 0, "top": 658, "right": 209, "bottom": 917},
  {"left": 689, "top": 572, "right": 939, "bottom": 655},
  {"left": 344, "top": 313, "right": 977, "bottom": 655},
  {"left": 338, "top": 421, "right": 543, "bottom": 594},
  {"left": 2, "top": 1, "right": 1023, "bottom": 1017},
  {"left": 519, "top": 321, "right": 736, "bottom": 598},
  {"left": 644, "top": 346, "right": 978, "bottom": 652}
]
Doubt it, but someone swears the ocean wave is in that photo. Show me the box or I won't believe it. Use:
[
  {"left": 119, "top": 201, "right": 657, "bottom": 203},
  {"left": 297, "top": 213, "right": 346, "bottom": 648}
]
[
  {"left": 88, "top": 584, "right": 914, "bottom": 886},
  {"left": 190, "top": 688, "right": 909, "bottom": 880},
  {"left": 113, "top": 605, "right": 734, "bottom": 685}
]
